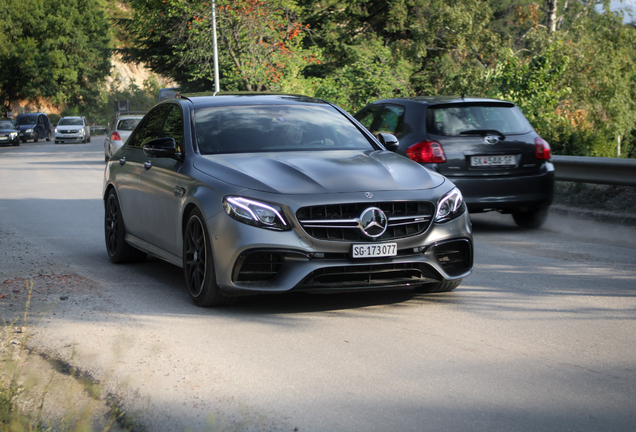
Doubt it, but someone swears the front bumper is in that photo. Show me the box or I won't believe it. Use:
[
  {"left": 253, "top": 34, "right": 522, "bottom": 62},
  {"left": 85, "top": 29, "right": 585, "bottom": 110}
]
[
  {"left": 448, "top": 164, "right": 555, "bottom": 213},
  {"left": 208, "top": 207, "right": 473, "bottom": 295},
  {"left": 55, "top": 131, "right": 85, "bottom": 143}
]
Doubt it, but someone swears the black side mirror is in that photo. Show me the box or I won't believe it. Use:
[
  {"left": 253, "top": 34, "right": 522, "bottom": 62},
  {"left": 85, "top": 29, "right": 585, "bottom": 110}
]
[
  {"left": 143, "top": 137, "right": 177, "bottom": 158},
  {"left": 377, "top": 132, "right": 399, "bottom": 152}
]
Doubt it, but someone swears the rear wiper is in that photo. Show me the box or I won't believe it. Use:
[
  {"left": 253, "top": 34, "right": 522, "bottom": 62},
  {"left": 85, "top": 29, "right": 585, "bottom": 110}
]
[{"left": 459, "top": 129, "right": 505, "bottom": 139}]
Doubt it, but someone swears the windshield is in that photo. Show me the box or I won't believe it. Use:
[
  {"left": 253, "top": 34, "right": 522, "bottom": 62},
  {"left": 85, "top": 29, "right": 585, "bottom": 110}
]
[
  {"left": 58, "top": 118, "right": 84, "bottom": 126},
  {"left": 117, "top": 118, "right": 141, "bottom": 131},
  {"left": 428, "top": 103, "right": 532, "bottom": 136},
  {"left": 17, "top": 116, "right": 37, "bottom": 125},
  {"left": 194, "top": 104, "right": 373, "bottom": 155},
  {"left": 0, "top": 121, "right": 14, "bottom": 129}
]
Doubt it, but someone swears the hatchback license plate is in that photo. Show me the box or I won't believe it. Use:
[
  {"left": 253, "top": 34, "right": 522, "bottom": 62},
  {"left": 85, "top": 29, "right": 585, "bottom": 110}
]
[
  {"left": 471, "top": 155, "right": 515, "bottom": 166},
  {"left": 351, "top": 243, "right": 397, "bottom": 258}
]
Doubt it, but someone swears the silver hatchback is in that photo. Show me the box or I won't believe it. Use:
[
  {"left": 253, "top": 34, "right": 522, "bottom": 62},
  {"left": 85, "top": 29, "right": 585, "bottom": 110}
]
[{"left": 55, "top": 116, "right": 91, "bottom": 144}]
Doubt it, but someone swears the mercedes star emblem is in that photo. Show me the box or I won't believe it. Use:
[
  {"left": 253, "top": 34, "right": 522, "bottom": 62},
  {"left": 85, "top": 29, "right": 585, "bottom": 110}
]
[{"left": 358, "top": 207, "right": 388, "bottom": 238}]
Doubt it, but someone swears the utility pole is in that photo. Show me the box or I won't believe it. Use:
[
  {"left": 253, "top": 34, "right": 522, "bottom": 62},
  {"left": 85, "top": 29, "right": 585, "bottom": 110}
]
[{"left": 212, "top": 0, "right": 220, "bottom": 94}]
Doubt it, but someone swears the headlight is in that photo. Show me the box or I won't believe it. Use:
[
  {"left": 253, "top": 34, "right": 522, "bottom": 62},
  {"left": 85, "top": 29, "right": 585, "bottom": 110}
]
[
  {"left": 435, "top": 188, "right": 466, "bottom": 223},
  {"left": 26, "top": 128, "right": 33, "bottom": 133},
  {"left": 54, "top": 128, "right": 58, "bottom": 133},
  {"left": 223, "top": 196, "right": 290, "bottom": 231},
  {"left": 9, "top": 132, "right": 17, "bottom": 138}
]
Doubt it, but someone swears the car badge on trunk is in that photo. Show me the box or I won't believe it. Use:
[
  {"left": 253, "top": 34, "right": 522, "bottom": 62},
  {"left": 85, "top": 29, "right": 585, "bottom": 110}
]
[
  {"left": 484, "top": 135, "right": 500, "bottom": 145},
  {"left": 359, "top": 207, "right": 388, "bottom": 238}
]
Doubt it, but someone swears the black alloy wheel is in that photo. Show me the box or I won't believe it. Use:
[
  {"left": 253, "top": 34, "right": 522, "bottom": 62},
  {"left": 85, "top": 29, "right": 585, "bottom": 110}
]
[
  {"left": 104, "top": 190, "right": 147, "bottom": 263},
  {"left": 183, "top": 209, "right": 234, "bottom": 307}
]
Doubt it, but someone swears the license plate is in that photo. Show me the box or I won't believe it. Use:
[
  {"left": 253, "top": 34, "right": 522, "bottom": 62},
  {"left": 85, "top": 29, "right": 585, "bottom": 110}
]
[
  {"left": 471, "top": 155, "right": 515, "bottom": 167},
  {"left": 351, "top": 243, "right": 397, "bottom": 258}
]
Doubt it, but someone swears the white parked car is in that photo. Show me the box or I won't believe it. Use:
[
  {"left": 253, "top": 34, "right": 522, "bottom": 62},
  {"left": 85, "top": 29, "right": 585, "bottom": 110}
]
[
  {"left": 55, "top": 116, "right": 91, "bottom": 144},
  {"left": 104, "top": 114, "right": 144, "bottom": 161}
]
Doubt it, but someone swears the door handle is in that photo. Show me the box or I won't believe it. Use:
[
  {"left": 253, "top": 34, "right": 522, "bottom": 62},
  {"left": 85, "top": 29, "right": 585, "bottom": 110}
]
[
  {"left": 119, "top": 158, "right": 126, "bottom": 165},
  {"left": 144, "top": 161, "right": 152, "bottom": 170}
]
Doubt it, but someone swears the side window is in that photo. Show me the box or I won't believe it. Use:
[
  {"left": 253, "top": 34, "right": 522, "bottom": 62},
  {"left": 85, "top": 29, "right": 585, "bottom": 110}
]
[
  {"left": 354, "top": 106, "right": 380, "bottom": 130},
  {"left": 128, "top": 106, "right": 170, "bottom": 149},
  {"left": 162, "top": 106, "right": 184, "bottom": 153},
  {"left": 376, "top": 105, "right": 405, "bottom": 135}
]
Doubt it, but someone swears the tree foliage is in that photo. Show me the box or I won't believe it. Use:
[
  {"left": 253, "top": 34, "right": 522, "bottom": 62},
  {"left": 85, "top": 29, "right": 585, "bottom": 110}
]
[{"left": 0, "top": 0, "right": 111, "bottom": 116}]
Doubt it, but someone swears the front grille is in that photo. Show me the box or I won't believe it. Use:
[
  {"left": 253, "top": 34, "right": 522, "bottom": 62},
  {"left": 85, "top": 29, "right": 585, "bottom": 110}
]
[
  {"left": 300, "top": 263, "right": 440, "bottom": 290},
  {"left": 297, "top": 201, "right": 435, "bottom": 242},
  {"left": 233, "top": 252, "right": 285, "bottom": 282},
  {"left": 432, "top": 239, "right": 472, "bottom": 276}
]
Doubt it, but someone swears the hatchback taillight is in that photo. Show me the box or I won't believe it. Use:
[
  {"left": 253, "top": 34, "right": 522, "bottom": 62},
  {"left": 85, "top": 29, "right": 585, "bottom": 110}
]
[
  {"left": 406, "top": 141, "right": 446, "bottom": 163},
  {"left": 111, "top": 131, "right": 122, "bottom": 142},
  {"left": 535, "top": 137, "right": 552, "bottom": 160}
]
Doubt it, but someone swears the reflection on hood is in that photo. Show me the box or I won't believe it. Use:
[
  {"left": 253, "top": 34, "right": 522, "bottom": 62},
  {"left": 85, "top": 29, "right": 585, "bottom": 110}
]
[{"left": 195, "top": 150, "right": 445, "bottom": 194}]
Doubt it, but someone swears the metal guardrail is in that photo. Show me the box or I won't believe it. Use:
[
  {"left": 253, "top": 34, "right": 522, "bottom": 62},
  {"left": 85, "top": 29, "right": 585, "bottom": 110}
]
[
  {"left": 90, "top": 125, "right": 108, "bottom": 135},
  {"left": 551, "top": 155, "right": 636, "bottom": 187}
]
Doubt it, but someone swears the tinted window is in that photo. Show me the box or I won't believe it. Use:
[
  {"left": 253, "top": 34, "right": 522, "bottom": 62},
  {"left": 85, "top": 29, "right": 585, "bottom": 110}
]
[
  {"left": 354, "top": 106, "right": 380, "bottom": 130},
  {"left": 428, "top": 103, "right": 532, "bottom": 136},
  {"left": 194, "top": 104, "right": 373, "bottom": 155},
  {"left": 59, "top": 118, "right": 84, "bottom": 126},
  {"left": 17, "top": 116, "right": 36, "bottom": 125},
  {"left": 128, "top": 106, "right": 170, "bottom": 149},
  {"left": 163, "top": 107, "right": 183, "bottom": 153},
  {"left": 376, "top": 105, "right": 404, "bottom": 135},
  {"left": 117, "top": 119, "right": 141, "bottom": 131}
]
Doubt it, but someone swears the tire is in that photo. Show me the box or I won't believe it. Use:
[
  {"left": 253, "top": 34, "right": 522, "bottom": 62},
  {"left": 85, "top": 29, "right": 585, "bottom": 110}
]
[
  {"left": 33, "top": 132, "right": 39, "bottom": 143},
  {"left": 82, "top": 134, "right": 87, "bottom": 143},
  {"left": 55, "top": 141, "right": 59, "bottom": 144},
  {"left": 415, "top": 279, "right": 462, "bottom": 294},
  {"left": 46, "top": 130, "right": 51, "bottom": 141},
  {"left": 21, "top": 139, "right": 26, "bottom": 143},
  {"left": 104, "top": 190, "right": 147, "bottom": 263},
  {"left": 512, "top": 207, "right": 549, "bottom": 229},
  {"left": 87, "top": 135, "right": 91, "bottom": 143},
  {"left": 13, "top": 139, "right": 20, "bottom": 147},
  {"left": 183, "top": 208, "right": 235, "bottom": 307},
  {"left": 105, "top": 154, "right": 110, "bottom": 162}
]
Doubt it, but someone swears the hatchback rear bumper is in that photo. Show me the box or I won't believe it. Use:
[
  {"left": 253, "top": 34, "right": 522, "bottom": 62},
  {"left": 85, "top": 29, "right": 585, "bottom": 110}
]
[{"left": 448, "top": 165, "right": 555, "bottom": 213}]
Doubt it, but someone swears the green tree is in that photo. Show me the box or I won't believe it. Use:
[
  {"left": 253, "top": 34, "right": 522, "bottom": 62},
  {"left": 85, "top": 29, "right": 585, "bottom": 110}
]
[
  {"left": 124, "top": 0, "right": 321, "bottom": 94},
  {"left": 0, "top": 0, "right": 111, "bottom": 116}
]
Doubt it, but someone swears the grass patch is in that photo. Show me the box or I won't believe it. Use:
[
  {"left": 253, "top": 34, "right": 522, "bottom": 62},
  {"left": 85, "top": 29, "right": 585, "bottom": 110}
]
[{"left": 0, "top": 280, "right": 134, "bottom": 431}]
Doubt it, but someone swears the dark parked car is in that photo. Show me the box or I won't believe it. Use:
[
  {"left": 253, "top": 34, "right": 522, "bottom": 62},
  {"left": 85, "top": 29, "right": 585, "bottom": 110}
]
[
  {"left": 0, "top": 120, "right": 20, "bottom": 146},
  {"left": 354, "top": 97, "right": 555, "bottom": 228},
  {"left": 104, "top": 94, "right": 473, "bottom": 307},
  {"left": 15, "top": 113, "right": 52, "bottom": 143}
]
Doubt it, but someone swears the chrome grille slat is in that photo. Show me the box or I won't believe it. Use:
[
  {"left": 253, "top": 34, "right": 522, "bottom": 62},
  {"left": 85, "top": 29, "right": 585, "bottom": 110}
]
[{"left": 297, "top": 201, "right": 435, "bottom": 242}]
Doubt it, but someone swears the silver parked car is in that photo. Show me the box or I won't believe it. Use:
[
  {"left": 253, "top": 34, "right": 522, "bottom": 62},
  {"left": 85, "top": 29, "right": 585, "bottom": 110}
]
[
  {"left": 55, "top": 116, "right": 91, "bottom": 144},
  {"left": 104, "top": 113, "right": 144, "bottom": 161},
  {"left": 103, "top": 94, "right": 473, "bottom": 307}
]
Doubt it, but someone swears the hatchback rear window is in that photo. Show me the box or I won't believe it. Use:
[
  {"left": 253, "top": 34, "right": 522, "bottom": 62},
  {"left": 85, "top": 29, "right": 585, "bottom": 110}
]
[
  {"left": 117, "top": 119, "right": 141, "bottom": 131},
  {"left": 428, "top": 103, "right": 532, "bottom": 136}
]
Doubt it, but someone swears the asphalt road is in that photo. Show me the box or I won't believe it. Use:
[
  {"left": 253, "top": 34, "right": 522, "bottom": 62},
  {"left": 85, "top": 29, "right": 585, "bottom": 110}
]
[{"left": 1, "top": 137, "right": 635, "bottom": 432}]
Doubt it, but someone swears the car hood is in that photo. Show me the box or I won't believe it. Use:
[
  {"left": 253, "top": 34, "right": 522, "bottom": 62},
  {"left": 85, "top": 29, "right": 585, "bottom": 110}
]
[
  {"left": 194, "top": 150, "right": 445, "bottom": 194},
  {"left": 0, "top": 128, "right": 17, "bottom": 133}
]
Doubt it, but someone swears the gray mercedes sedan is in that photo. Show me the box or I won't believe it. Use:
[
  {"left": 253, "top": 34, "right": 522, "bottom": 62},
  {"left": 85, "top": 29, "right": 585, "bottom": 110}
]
[{"left": 103, "top": 94, "right": 473, "bottom": 307}]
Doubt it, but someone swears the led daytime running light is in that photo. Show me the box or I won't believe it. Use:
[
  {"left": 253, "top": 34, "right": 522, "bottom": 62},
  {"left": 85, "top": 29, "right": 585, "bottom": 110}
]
[{"left": 226, "top": 197, "right": 287, "bottom": 227}]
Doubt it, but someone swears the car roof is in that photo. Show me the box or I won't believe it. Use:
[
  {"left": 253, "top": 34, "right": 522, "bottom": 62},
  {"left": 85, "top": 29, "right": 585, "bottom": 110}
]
[
  {"left": 60, "top": 116, "right": 83, "bottom": 119},
  {"left": 369, "top": 96, "right": 516, "bottom": 106},
  {"left": 17, "top": 113, "right": 45, "bottom": 116},
  {"left": 176, "top": 92, "right": 330, "bottom": 109}
]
